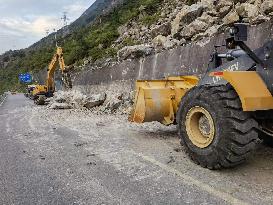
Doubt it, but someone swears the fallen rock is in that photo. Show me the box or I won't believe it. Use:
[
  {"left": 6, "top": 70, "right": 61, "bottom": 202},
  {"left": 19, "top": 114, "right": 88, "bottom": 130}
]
[
  {"left": 200, "top": 0, "right": 214, "bottom": 10},
  {"left": 193, "top": 25, "right": 221, "bottom": 41},
  {"left": 236, "top": 3, "right": 259, "bottom": 19},
  {"left": 181, "top": 19, "right": 209, "bottom": 39},
  {"left": 105, "top": 99, "right": 122, "bottom": 112},
  {"left": 152, "top": 35, "right": 167, "bottom": 47},
  {"left": 150, "top": 22, "right": 172, "bottom": 38},
  {"left": 171, "top": 3, "right": 204, "bottom": 36},
  {"left": 261, "top": 0, "right": 273, "bottom": 15},
  {"left": 250, "top": 14, "right": 270, "bottom": 24},
  {"left": 84, "top": 93, "right": 107, "bottom": 109},
  {"left": 48, "top": 90, "right": 106, "bottom": 110},
  {"left": 214, "top": 0, "right": 233, "bottom": 17},
  {"left": 198, "top": 12, "right": 218, "bottom": 25},
  {"left": 223, "top": 10, "right": 240, "bottom": 25},
  {"left": 163, "top": 36, "right": 180, "bottom": 49},
  {"left": 105, "top": 94, "right": 123, "bottom": 112},
  {"left": 153, "top": 35, "right": 180, "bottom": 49},
  {"left": 49, "top": 103, "right": 72, "bottom": 109},
  {"left": 117, "top": 44, "right": 154, "bottom": 60}
]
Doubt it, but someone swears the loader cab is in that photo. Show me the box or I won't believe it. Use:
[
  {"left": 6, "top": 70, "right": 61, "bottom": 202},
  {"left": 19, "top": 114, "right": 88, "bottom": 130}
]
[
  {"left": 227, "top": 23, "right": 248, "bottom": 44},
  {"left": 207, "top": 23, "right": 249, "bottom": 72}
]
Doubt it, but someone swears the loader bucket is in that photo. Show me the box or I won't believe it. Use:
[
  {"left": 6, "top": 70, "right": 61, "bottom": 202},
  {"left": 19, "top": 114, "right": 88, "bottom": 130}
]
[{"left": 129, "top": 76, "right": 199, "bottom": 125}]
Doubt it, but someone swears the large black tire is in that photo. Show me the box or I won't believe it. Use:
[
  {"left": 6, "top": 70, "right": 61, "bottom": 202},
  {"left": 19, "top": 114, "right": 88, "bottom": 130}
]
[{"left": 177, "top": 85, "right": 259, "bottom": 169}]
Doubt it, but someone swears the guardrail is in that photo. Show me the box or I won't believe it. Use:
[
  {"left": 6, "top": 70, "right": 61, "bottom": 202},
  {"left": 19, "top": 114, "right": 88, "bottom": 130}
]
[{"left": 0, "top": 93, "right": 7, "bottom": 106}]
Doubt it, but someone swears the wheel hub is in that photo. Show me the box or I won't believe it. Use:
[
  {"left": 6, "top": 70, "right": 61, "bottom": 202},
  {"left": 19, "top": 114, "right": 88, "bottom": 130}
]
[
  {"left": 199, "top": 115, "right": 211, "bottom": 136},
  {"left": 185, "top": 106, "right": 215, "bottom": 148}
]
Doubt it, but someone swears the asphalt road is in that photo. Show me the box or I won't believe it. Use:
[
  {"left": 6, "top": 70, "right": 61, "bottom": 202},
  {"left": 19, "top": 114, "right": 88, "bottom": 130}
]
[{"left": 1, "top": 94, "right": 273, "bottom": 205}]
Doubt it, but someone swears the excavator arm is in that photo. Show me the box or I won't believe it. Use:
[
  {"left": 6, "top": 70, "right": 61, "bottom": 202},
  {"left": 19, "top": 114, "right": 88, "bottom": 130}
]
[{"left": 46, "top": 47, "right": 67, "bottom": 94}]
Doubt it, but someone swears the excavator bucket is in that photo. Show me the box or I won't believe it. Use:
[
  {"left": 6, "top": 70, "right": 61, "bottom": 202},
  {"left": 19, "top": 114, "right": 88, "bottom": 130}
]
[{"left": 129, "top": 76, "right": 199, "bottom": 125}]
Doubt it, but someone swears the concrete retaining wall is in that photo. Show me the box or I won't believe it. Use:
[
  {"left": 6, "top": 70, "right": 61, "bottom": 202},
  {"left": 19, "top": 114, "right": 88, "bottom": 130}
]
[{"left": 61, "top": 20, "right": 273, "bottom": 95}]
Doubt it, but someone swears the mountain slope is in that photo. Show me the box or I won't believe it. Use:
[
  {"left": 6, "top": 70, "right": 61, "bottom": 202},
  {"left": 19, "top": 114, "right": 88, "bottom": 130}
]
[
  {"left": 0, "top": 0, "right": 125, "bottom": 93},
  {"left": 0, "top": 0, "right": 164, "bottom": 93},
  {"left": 1, "top": 0, "right": 272, "bottom": 94}
]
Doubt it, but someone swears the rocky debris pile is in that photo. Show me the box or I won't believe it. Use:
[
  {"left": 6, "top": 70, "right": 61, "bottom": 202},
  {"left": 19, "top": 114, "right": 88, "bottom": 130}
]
[
  {"left": 104, "top": 92, "right": 134, "bottom": 115},
  {"left": 48, "top": 90, "right": 106, "bottom": 110},
  {"left": 48, "top": 90, "right": 134, "bottom": 115},
  {"left": 115, "top": 0, "right": 273, "bottom": 58}
]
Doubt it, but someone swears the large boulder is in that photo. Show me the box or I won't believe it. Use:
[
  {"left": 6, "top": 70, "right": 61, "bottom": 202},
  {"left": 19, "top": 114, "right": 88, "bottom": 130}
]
[
  {"left": 49, "top": 103, "right": 72, "bottom": 109},
  {"left": 152, "top": 35, "right": 180, "bottom": 49},
  {"left": 222, "top": 10, "right": 240, "bottom": 25},
  {"left": 261, "top": 0, "right": 273, "bottom": 15},
  {"left": 214, "top": 0, "right": 233, "bottom": 17},
  {"left": 192, "top": 25, "right": 221, "bottom": 41},
  {"left": 152, "top": 35, "right": 167, "bottom": 47},
  {"left": 117, "top": 44, "right": 154, "bottom": 60},
  {"left": 180, "top": 19, "right": 209, "bottom": 39},
  {"left": 84, "top": 93, "right": 107, "bottom": 109},
  {"left": 105, "top": 93, "right": 123, "bottom": 112},
  {"left": 163, "top": 36, "right": 180, "bottom": 49},
  {"left": 171, "top": 4, "right": 204, "bottom": 36},
  {"left": 198, "top": 12, "right": 218, "bottom": 25},
  {"left": 150, "top": 22, "right": 172, "bottom": 38},
  {"left": 236, "top": 3, "right": 259, "bottom": 19},
  {"left": 250, "top": 14, "right": 270, "bottom": 24}
]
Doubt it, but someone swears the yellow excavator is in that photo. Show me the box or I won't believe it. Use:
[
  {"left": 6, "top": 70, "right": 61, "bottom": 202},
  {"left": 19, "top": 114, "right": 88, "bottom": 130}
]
[
  {"left": 32, "top": 47, "right": 72, "bottom": 105},
  {"left": 130, "top": 23, "right": 273, "bottom": 169}
]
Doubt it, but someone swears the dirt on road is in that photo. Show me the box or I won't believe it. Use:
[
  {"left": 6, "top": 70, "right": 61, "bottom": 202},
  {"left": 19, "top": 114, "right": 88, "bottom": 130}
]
[{"left": 1, "top": 94, "right": 273, "bottom": 205}]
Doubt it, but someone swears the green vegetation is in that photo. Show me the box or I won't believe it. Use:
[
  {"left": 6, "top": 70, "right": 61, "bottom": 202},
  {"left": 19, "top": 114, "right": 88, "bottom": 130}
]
[
  {"left": 140, "top": 12, "right": 161, "bottom": 26},
  {"left": 122, "top": 37, "right": 141, "bottom": 47},
  {"left": 0, "top": 0, "right": 163, "bottom": 92}
]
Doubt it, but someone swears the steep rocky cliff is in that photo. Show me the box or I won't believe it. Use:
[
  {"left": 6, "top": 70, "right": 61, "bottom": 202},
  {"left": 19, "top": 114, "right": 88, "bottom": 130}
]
[{"left": 114, "top": 0, "right": 273, "bottom": 59}]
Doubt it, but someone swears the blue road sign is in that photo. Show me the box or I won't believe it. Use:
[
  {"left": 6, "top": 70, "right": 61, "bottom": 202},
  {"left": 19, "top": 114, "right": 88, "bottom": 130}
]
[{"left": 19, "top": 73, "right": 32, "bottom": 83}]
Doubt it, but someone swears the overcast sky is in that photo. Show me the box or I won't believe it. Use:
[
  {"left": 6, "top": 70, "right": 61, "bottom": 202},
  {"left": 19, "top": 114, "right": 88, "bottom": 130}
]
[{"left": 0, "top": 0, "right": 95, "bottom": 54}]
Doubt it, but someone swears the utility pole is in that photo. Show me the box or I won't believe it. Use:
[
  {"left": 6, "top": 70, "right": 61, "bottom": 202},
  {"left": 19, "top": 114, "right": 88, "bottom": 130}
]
[
  {"left": 61, "top": 11, "right": 70, "bottom": 38},
  {"left": 61, "top": 12, "right": 69, "bottom": 27}
]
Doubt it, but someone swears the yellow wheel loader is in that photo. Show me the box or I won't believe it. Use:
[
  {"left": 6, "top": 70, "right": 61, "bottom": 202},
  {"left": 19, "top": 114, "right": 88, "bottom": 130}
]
[
  {"left": 32, "top": 47, "right": 72, "bottom": 105},
  {"left": 130, "top": 23, "right": 273, "bottom": 169}
]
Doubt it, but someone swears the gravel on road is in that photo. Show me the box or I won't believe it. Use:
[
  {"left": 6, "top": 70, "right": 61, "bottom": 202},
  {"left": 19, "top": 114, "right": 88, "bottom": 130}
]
[{"left": 1, "top": 94, "right": 273, "bottom": 205}]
